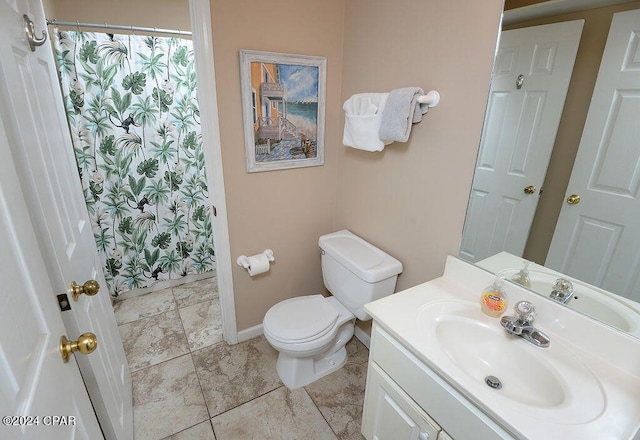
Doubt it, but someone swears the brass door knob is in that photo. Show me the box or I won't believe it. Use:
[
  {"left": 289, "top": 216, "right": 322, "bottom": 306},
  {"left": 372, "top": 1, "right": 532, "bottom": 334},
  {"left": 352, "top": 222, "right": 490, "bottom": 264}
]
[
  {"left": 566, "top": 194, "right": 581, "bottom": 205},
  {"left": 70, "top": 280, "right": 100, "bottom": 301},
  {"left": 60, "top": 333, "right": 98, "bottom": 363},
  {"left": 524, "top": 185, "right": 536, "bottom": 195}
]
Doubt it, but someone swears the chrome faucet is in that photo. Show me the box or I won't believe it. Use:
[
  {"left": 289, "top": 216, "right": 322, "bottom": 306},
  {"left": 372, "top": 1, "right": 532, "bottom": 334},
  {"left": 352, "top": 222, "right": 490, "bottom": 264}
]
[
  {"left": 549, "top": 278, "right": 574, "bottom": 304},
  {"left": 500, "top": 301, "right": 550, "bottom": 348}
]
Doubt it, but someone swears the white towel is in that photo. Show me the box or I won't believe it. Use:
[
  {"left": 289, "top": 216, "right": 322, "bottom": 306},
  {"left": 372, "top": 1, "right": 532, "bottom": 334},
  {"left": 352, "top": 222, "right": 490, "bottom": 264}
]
[
  {"left": 342, "top": 93, "right": 392, "bottom": 152},
  {"left": 379, "top": 87, "right": 429, "bottom": 143}
]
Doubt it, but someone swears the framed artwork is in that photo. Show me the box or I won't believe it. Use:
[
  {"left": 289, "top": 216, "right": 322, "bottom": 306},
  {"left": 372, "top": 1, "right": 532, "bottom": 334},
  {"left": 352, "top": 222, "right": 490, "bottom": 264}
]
[{"left": 239, "top": 50, "right": 326, "bottom": 172}]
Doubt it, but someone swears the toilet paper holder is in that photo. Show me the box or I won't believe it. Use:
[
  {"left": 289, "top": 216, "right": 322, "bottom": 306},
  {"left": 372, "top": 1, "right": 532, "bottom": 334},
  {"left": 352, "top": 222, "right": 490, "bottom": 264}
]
[{"left": 236, "top": 249, "right": 275, "bottom": 271}]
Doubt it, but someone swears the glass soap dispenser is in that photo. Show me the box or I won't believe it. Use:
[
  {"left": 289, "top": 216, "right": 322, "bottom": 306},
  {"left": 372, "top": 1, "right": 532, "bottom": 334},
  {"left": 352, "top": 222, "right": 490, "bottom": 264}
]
[{"left": 510, "top": 261, "right": 532, "bottom": 289}]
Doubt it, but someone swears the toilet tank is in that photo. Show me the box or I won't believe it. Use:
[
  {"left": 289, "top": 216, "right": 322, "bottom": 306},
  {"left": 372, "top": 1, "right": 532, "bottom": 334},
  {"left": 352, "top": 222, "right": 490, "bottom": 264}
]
[{"left": 318, "top": 230, "right": 403, "bottom": 320}]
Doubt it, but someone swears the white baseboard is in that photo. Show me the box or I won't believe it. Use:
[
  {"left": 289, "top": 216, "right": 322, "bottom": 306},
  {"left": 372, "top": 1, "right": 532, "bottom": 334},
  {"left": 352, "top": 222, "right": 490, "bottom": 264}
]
[
  {"left": 237, "top": 323, "right": 264, "bottom": 343},
  {"left": 354, "top": 325, "right": 370, "bottom": 349}
]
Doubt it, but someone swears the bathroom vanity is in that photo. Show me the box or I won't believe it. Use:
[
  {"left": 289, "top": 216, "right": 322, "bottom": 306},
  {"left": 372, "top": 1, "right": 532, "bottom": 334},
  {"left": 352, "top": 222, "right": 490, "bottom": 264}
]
[
  {"left": 361, "top": 257, "right": 640, "bottom": 440},
  {"left": 362, "top": 324, "right": 510, "bottom": 439}
]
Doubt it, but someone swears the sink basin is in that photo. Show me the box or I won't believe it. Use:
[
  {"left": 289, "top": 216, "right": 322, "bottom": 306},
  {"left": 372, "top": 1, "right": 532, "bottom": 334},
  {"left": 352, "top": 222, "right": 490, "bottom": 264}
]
[
  {"left": 417, "top": 301, "right": 606, "bottom": 424},
  {"left": 435, "top": 315, "right": 563, "bottom": 407},
  {"left": 503, "top": 268, "right": 640, "bottom": 335},
  {"left": 475, "top": 251, "right": 640, "bottom": 337},
  {"left": 565, "top": 287, "right": 635, "bottom": 331}
]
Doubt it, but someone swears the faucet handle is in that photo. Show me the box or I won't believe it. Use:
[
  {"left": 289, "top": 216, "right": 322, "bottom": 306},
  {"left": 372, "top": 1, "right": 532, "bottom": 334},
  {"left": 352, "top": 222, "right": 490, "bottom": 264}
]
[
  {"left": 553, "top": 278, "right": 573, "bottom": 295},
  {"left": 514, "top": 301, "right": 536, "bottom": 324}
]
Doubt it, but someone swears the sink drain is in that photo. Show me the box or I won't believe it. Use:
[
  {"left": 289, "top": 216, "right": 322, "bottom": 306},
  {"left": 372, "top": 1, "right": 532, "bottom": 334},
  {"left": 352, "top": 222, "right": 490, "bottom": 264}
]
[{"left": 485, "top": 375, "right": 502, "bottom": 389}]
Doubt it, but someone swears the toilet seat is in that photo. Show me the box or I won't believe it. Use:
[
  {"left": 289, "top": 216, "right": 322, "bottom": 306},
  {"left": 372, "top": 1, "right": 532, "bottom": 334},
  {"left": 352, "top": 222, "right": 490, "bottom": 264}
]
[{"left": 263, "top": 295, "right": 339, "bottom": 344}]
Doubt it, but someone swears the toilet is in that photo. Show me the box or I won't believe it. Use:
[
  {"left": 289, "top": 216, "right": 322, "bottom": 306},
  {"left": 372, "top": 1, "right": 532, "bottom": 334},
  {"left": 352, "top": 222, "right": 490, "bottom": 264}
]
[{"left": 263, "top": 230, "right": 403, "bottom": 389}]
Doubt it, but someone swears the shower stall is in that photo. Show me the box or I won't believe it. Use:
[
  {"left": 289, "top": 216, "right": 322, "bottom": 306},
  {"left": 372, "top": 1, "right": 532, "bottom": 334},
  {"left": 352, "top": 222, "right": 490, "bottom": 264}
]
[{"left": 52, "top": 25, "right": 216, "bottom": 297}]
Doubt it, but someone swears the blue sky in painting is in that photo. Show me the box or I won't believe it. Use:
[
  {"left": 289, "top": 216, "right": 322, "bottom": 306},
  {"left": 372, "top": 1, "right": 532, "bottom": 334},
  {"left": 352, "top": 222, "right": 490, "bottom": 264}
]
[{"left": 279, "top": 64, "right": 319, "bottom": 103}]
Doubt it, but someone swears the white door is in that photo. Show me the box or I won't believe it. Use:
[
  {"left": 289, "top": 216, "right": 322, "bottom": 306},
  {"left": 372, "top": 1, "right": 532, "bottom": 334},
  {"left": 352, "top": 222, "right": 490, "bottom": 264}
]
[
  {"left": 546, "top": 9, "right": 640, "bottom": 303},
  {"left": 0, "top": 88, "right": 103, "bottom": 438},
  {"left": 460, "top": 21, "right": 583, "bottom": 262},
  {"left": 0, "top": 1, "right": 133, "bottom": 439}
]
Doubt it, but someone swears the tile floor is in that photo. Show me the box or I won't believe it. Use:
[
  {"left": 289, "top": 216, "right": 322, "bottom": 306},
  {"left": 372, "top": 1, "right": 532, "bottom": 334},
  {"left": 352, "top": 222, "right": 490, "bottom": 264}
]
[{"left": 113, "top": 277, "right": 369, "bottom": 440}]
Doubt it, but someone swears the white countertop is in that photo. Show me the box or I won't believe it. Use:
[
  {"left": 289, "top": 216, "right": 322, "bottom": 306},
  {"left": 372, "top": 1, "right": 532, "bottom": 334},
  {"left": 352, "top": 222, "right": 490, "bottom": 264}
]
[{"left": 365, "top": 256, "right": 640, "bottom": 440}]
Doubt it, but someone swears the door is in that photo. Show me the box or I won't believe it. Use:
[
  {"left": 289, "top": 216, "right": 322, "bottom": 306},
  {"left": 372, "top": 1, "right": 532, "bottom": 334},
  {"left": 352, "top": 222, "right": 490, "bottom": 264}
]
[
  {"left": 546, "top": 9, "right": 640, "bottom": 303},
  {"left": 0, "top": 1, "right": 133, "bottom": 439},
  {"left": 0, "top": 87, "right": 103, "bottom": 438},
  {"left": 362, "top": 363, "right": 440, "bottom": 440},
  {"left": 460, "top": 21, "right": 583, "bottom": 262}
]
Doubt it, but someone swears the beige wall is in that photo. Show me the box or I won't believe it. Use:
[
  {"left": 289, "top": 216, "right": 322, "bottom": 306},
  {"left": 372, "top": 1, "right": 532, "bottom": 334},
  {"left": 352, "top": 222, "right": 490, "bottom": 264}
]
[
  {"left": 211, "top": 0, "right": 345, "bottom": 331},
  {"left": 510, "top": 1, "right": 640, "bottom": 263},
  {"left": 49, "top": 0, "right": 191, "bottom": 31},
  {"left": 336, "top": 0, "right": 503, "bottom": 292},
  {"left": 41, "top": 0, "right": 56, "bottom": 19}
]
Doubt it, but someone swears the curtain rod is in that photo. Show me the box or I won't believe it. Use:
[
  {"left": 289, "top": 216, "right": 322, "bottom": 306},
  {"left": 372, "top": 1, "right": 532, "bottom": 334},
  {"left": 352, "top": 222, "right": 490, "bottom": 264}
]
[{"left": 46, "top": 19, "right": 192, "bottom": 37}]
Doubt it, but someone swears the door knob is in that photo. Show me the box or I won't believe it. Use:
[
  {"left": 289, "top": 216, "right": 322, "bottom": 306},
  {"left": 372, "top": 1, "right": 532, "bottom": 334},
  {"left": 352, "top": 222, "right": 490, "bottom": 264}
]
[
  {"left": 60, "top": 333, "right": 98, "bottom": 363},
  {"left": 524, "top": 185, "right": 536, "bottom": 195},
  {"left": 70, "top": 280, "right": 100, "bottom": 301},
  {"left": 566, "top": 194, "right": 581, "bottom": 205}
]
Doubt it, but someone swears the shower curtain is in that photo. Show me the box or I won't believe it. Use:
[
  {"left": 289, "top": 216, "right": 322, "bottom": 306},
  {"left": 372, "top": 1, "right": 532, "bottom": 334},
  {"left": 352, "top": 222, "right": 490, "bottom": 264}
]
[{"left": 53, "top": 29, "right": 215, "bottom": 297}]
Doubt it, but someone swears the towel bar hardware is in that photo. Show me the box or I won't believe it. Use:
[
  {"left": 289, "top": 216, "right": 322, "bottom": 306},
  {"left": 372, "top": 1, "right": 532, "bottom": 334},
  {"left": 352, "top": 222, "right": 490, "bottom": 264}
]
[
  {"left": 24, "top": 14, "right": 47, "bottom": 51},
  {"left": 416, "top": 90, "right": 440, "bottom": 108}
]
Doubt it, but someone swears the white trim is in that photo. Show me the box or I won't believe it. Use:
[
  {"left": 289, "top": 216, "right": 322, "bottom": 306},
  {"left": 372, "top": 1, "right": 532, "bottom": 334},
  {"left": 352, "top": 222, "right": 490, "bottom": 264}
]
[
  {"left": 238, "top": 323, "right": 264, "bottom": 342},
  {"left": 189, "top": 0, "right": 238, "bottom": 344},
  {"left": 503, "top": 0, "right": 638, "bottom": 25},
  {"left": 354, "top": 325, "right": 371, "bottom": 349}
]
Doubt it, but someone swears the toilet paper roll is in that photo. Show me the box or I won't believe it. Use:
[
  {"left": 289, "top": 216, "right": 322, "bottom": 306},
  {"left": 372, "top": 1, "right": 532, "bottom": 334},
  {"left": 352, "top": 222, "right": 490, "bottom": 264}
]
[{"left": 247, "top": 253, "right": 270, "bottom": 276}]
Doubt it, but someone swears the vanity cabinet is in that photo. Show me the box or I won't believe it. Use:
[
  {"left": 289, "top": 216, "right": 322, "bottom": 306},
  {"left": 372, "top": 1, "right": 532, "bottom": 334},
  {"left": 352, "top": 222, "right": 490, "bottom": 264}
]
[
  {"left": 362, "top": 362, "right": 440, "bottom": 440},
  {"left": 362, "top": 324, "right": 514, "bottom": 440}
]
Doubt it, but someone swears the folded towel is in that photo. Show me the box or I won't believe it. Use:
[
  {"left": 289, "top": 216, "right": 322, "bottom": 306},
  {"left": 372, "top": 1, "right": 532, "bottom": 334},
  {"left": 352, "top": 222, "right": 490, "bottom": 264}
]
[
  {"left": 342, "top": 93, "right": 392, "bottom": 152},
  {"left": 379, "top": 87, "right": 429, "bottom": 143}
]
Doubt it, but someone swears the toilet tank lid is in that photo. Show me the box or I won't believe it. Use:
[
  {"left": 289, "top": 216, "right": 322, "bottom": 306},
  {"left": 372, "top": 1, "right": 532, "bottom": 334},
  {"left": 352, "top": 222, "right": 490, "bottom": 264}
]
[{"left": 318, "top": 230, "right": 403, "bottom": 283}]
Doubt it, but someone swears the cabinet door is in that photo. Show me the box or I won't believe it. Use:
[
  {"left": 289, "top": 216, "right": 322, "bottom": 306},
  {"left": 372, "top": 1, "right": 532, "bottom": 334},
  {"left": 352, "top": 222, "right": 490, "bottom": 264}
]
[
  {"left": 438, "top": 431, "right": 454, "bottom": 440},
  {"left": 362, "top": 363, "right": 440, "bottom": 440}
]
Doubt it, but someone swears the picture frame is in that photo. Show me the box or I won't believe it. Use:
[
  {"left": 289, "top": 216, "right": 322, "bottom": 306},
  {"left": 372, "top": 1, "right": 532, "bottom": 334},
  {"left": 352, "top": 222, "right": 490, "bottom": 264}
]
[{"left": 239, "top": 50, "right": 326, "bottom": 172}]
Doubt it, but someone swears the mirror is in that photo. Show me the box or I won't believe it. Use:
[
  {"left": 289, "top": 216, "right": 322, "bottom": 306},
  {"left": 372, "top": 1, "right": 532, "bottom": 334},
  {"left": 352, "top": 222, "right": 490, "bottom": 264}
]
[{"left": 460, "top": 0, "right": 640, "bottom": 339}]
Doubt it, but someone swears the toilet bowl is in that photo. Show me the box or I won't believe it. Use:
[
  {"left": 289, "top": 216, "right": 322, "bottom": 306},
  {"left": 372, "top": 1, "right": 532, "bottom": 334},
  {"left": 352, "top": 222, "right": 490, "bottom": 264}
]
[
  {"left": 263, "top": 230, "right": 403, "bottom": 389},
  {"left": 263, "top": 295, "right": 355, "bottom": 389}
]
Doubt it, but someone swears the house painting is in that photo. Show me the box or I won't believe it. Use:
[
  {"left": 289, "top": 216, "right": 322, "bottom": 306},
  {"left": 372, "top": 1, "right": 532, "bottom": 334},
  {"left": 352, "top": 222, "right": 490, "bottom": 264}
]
[
  {"left": 240, "top": 50, "right": 325, "bottom": 171},
  {"left": 248, "top": 60, "right": 321, "bottom": 162},
  {"left": 250, "top": 62, "right": 300, "bottom": 149}
]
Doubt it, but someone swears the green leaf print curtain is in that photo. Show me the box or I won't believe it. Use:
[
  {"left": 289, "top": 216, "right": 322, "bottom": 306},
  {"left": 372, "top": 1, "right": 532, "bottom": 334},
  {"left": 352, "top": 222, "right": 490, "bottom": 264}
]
[{"left": 53, "top": 29, "right": 215, "bottom": 297}]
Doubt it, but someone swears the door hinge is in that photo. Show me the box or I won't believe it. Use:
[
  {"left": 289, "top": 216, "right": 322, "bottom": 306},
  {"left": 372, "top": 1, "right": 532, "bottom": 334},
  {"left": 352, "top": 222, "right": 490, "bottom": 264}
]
[
  {"left": 57, "top": 293, "right": 72, "bottom": 312},
  {"left": 212, "top": 205, "right": 217, "bottom": 217}
]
